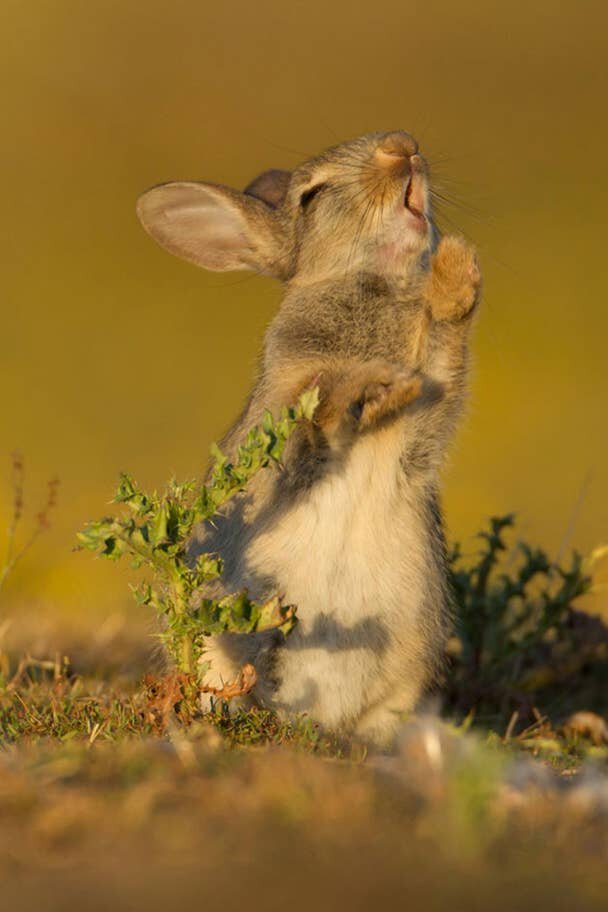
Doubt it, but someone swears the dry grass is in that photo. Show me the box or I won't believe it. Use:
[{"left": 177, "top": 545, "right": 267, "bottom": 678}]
[{"left": 0, "top": 630, "right": 607, "bottom": 911}]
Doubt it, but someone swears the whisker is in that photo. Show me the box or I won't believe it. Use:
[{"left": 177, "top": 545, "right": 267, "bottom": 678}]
[
  {"left": 345, "top": 182, "right": 380, "bottom": 274},
  {"left": 261, "top": 140, "right": 315, "bottom": 160},
  {"left": 430, "top": 189, "right": 491, "bottom": 222},
  {"left": 431, "top": 204, "right": 470, "bottom": 242}
]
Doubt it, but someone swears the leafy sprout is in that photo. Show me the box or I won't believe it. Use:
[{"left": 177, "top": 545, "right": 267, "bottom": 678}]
[{"left": 77, "top": 389, "right": 319, "bottom": 676}]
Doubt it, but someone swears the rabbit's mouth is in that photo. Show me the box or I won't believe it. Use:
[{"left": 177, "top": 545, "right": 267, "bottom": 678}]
[
  {"left": 404, "top": 173, "right": 427, "bottom": 232},
  {"left": 404, "top": 178, "right": 421, "bottom": 215}
]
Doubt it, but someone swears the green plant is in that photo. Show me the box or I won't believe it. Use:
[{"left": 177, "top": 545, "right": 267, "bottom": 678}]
[
  {"left": 77, "top": 390, "right": 318, "bottom": 678},
  {"left": 448, "top": 515, "right": 608, "bottom": 716}
]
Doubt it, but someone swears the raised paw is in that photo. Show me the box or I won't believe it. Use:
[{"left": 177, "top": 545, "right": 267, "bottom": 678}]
[
  {"left": 349, "top": 368, "right": 422, "bottom": 430},
  {"left": 425, "top": 236, "right": 481, "bottom": 322},
  {"left": 316, "top": 360, "right": 422, "bottom": 436}
]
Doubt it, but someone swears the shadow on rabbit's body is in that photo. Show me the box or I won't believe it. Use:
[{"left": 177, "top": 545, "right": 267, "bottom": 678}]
[{"left": 137, "top": 131, "right": 481, "bottom": 745}]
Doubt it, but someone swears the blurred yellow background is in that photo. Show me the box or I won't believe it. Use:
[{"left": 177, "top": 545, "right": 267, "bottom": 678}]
[{"left": 1, "top": 0, "right": 606, "bottom": 623}]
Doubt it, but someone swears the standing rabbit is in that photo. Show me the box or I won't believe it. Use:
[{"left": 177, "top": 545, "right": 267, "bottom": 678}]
[{"left": 137, "top": 130, "right": 481, "bottom": 745}]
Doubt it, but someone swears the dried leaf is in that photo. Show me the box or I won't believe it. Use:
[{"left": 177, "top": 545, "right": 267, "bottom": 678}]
[
  {"left": 144, "top": 672, "right": 197, "bottom": 732},
  {"left": 562, "top": 711, "right": 608, "bottom": 746},
  {"left": 200, "top": 663, "right": 258, "bottom": 700}
]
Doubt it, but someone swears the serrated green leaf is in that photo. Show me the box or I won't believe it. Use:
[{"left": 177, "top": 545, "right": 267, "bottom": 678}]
[
  {"left": 148, "top": 503, "right": 169, "bottom": 547},
  {"left": 296, "top": 386, "right": 320, "bottom": 421}
]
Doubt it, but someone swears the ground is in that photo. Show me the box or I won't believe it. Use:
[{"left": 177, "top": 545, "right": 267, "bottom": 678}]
[{"left": 1, "top": 616, "right": 608, "bottom": 912}]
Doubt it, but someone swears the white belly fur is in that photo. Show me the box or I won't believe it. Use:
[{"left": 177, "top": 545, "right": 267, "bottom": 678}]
[{"left": 244, "top": 420, "right": 429, "bottom": 728}]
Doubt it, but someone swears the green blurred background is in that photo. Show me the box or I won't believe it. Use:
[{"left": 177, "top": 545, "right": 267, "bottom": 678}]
[{"left": 1, "top": 0, "right": 606, "bottom": 625}]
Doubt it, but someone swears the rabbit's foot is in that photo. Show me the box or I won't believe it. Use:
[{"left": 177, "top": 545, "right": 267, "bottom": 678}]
[
  {"left": 425, "top": 236, "right": 481, "bottom": 322},
  {"left": 198, "top": 637, "right": 243, "bottom": 713}
]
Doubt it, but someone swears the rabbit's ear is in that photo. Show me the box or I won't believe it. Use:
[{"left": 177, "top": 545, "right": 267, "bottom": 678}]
[
  {"left": 136, "top": 181, "right": 284, "bottom": 274},
  {"left": 244, "top": 169, "right": 292, "bottom": 209}
]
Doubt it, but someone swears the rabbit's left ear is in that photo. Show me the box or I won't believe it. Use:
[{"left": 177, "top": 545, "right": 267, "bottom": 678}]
[{"left": 136, "top": 181, "right": 285, "bottom": 276}]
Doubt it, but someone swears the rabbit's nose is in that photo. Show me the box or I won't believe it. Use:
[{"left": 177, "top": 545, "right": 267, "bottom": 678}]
[
  {"left": 379, "top": 131, "right": 419, "bottom": 157},
  {"left": 374, "top": 131, "right": 419, "bottom": 175}
]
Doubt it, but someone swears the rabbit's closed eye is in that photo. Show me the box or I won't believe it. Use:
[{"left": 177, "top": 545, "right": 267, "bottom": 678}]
[{"left": 299, "top": 183, "right": 327, "bottom": 209}]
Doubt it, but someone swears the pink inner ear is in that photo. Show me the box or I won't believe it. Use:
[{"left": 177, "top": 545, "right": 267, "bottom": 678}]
[
  {"left": 138, "top": 180, "right": 284, "bottom": 275},
  {"left": 137, "top": 183, "right": 255, "bottom": 271},
  {"left": 173, "top": 203, "right": 250, "bottom": 269},
  {"left": 244, "top": 170, "right": 292, "bottom": 209}
]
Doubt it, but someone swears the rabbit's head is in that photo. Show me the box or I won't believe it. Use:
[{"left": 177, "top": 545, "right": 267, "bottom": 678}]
[{"left": 137, "top": 131, "right": 435, "bottom": 285}]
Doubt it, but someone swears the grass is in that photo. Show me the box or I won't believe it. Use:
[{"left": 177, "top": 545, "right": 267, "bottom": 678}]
[
  {"left": 0, "top": 659, "right": 343, "bottom": 753},
  {"left": 0, "top": 649, "right": 606, "bottom": 766},
  {"left": 1, "top": 651, "right": 608, "bottom": 912}
]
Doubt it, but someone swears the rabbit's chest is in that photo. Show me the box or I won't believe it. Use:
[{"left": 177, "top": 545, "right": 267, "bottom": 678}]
[{"left": 272, "top": 290, "right": 425, "bottom": 365}]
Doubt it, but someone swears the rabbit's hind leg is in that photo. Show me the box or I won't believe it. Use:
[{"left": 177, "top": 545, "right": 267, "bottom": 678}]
[{"left": 353, "top": 681, "right": 423, "bottom": 750}]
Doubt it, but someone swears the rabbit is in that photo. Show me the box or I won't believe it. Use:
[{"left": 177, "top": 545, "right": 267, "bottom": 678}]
[{"left": 137, "top": 130, "right": 481, "bottom": 746}]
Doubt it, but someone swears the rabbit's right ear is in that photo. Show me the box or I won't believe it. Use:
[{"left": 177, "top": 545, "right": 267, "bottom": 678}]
[
  {"left": 244, "top": 169, "right": 292, "bottom": 209},
  {"left": 136, "top": 181, "right": 284, "bottom": 275}
]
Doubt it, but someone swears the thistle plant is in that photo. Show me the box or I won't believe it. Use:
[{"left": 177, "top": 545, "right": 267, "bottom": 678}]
[{"left": 78, "top": 390, "right": 319, "bottom": 678}]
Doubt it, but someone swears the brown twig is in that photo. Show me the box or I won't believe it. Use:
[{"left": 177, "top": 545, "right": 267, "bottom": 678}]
[
  {"left": 5, "top": 655, "right": 61, "bottom": 691},
  {"left": 516, "top": 707, "right": 549, "bottom": 741},
  {"left": 0, "top": 455, "right": 60, "bottom": 595},
  {"left": 504, "top": 710, "right": 519, "bottom": 741}
]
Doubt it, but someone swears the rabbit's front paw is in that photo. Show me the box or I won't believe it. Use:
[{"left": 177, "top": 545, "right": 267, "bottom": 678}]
[
  {"left": 425, "top": 236, "right": 481, "bottom": 322},
  {"left": 314, "top": 361, "right": 422, "bottom": 438},
  {"left": 349, "top": 366, "right": 422, "bottom": 430}
]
